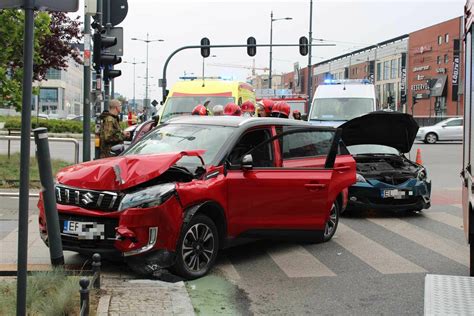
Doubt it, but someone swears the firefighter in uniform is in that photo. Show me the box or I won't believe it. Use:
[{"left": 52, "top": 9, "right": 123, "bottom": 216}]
[{"left": 99, "top": 99, "right": 129, "bottom": 158}]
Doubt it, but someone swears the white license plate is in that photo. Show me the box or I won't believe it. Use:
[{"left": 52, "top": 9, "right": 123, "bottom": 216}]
[
  {"left": 381, "top": 189, "right": 413, "bottom": 199},
  {"left": 63, "top": 221, "right": 105, "bottom": 240}
]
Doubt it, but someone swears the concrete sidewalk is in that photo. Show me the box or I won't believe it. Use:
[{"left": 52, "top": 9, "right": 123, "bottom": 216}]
[{"left": 0, "top": 215, "right": 196, "bottom": 315}]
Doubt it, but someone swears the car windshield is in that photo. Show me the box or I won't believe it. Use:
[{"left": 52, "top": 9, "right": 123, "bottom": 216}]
[
  {"left": 161, "top": 96, "right": 235, "bottom": 122},
  {"left": 347, "top": 144, "right": 399, "bottom": 156},
  {"left": 310, "top": 98, "right": 374, "bottom": 121},
  {"left": 124, "top": 123, "right": 235, "bottom": 166}
]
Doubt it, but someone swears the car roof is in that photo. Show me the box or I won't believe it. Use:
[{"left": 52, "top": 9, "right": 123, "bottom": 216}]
[{"left": 167, "top": 116, "right": 313, "bottom": 128}]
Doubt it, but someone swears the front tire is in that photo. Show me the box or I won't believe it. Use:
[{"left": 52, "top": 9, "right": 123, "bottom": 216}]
[
  {"left": 173, "top": 214, "right": 219, "bottom": 279},
  {"left": 425, "top": 132, "right": 438, "bottom": 144},
  {"left": 314, "top": 201, "right": 340, "bottom": 243}
]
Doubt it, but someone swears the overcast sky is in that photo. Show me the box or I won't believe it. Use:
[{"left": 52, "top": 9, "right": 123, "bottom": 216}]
[{"left": 76, "top": 0, "right": 464, "bottom": 101}]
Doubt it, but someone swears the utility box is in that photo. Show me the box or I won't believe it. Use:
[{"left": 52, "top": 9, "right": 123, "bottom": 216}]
[{"left": 84, "top": 0, "right": 97, "bottom": 15}]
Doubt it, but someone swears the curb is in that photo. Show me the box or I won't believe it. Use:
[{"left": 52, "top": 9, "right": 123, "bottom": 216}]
[{"left": 96, "top": 295, "right": 111, "bottom": 316}]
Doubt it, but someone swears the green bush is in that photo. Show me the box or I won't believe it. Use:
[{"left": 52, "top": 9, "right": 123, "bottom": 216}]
[{"left": 3, "top": 117, "right": 94, "bottom": 133}]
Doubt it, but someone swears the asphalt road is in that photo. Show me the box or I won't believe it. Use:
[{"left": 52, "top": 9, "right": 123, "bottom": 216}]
[{"left": 0, "top": 141, "right": 465, "bottom": 315}]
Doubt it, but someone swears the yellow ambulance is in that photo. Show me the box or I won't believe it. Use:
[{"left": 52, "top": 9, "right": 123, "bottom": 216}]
[{"left": 158, "top": 79, "right": 256, "bottom": 123}]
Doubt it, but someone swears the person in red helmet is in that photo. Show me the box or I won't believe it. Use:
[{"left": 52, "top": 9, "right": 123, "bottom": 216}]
[
  {"left": 192, "top": 104, "right": 208, "bottom": 116},
  {"left": 271, "top": 101, "right": 290, "bottom": 118},
  {"left": 241, "top": 101, "right": 256, "bottom": 117},
  {"left": 224, "top": 103, "right": 241, "bottom": 116},
  {"left": 257, "top": 99, "right": 274, "bottom": 117},
  {"left": 292, "top": 110, "right": 302, "bottom": 120}
]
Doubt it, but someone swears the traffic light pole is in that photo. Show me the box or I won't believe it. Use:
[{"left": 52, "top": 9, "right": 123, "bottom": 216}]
[
  {"left": 94, "top": 0, "right": 103, "bottom": 160},
  {"left": 160, "top": 42, "right": 334, "bottom": 103},
  {"left": 83, "top": 13, "right": 91, "bottom": 162}
]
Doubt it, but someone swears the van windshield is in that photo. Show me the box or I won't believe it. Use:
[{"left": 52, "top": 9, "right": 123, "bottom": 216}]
[
  {"left": 310, "top": 98, "right": 374, "bottom": 121},
  {"left": 161, "top": 96, "right": 235, "bottom": 122}
]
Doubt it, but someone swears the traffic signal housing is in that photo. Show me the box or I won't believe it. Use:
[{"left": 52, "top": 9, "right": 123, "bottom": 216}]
[
  {"left": 299, "top": 36, "right": 309, "bottom": 56},
  {"left": 201, "top": 37, "right": 210, "bottom": 58},
  {"left": 412, "top": 95, "right": 418, "bottom": 105},
  {"left": 93, "top": 30, "right": 122, "bottom": 74},
  {"left": 247, "top": 37, "right": 256, "bottom": 57},
  {"left": 387, "top": 95, "right": 394, "bottom": 105},
  {"left": 104, "top": 66, "right": 122, "bottom": 81}
]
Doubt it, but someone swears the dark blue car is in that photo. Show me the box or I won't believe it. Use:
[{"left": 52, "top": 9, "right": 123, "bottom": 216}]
[{"left": 340, "top": 111, "right": 431, "bottom": 212}]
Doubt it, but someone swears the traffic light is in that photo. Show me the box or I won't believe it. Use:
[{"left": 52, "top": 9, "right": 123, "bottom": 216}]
[
  {"left": 104, "top": 66, "right": 122, "bottom": 81},
  {"left": 201, "top": 37, "right": 210, "bottom": 58},
  {"left": 92, "top": 30, "right": 122, "bottom": 73},
  {"left": 247, "top": 37, "right": 256, "bottom": 57},
  {"left": 299, "top": 36, "right": 309, "bottom": 56},
  {"left": 387, "top": 95, "right": 393, "bottom": 105}
]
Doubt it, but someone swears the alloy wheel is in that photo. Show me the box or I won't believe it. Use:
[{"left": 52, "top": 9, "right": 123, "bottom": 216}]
[
  {"left": 182, "top": 223, "right": 215, "bottom": 272},
  {"left": 425, "top": 133, "right": 437, "bottom": 144},
  {"left": 324, "top": 203, "right": 338, "bottom": 239}
]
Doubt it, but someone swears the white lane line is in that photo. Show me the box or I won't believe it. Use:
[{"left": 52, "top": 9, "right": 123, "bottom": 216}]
[
  {"left": 267, "top": 244, "right": 336, "bottom": 278},
  {"left": 368, "top": 218, "right": 469, "bottom": 267},
  {"left": 335, "top": 223, "right": 425, "bottom": 274},
  {"left": 423, "top": 212, "right": 463, "bottom": 230},
  {"left": 215, "top": 256, "right": 241, "bottom": 281}
]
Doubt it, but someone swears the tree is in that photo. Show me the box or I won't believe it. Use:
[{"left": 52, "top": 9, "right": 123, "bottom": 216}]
[{"left": 0, "top": 10, "right": 82, "bottom": 111}]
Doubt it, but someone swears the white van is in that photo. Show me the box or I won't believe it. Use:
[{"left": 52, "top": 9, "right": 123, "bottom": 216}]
[{"left": 308, "top": 79, "right": 377, "bottom": 127}]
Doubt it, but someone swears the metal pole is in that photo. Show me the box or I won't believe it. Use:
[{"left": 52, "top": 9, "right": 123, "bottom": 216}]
[
  {"left": 95, "top": 0, "right": 103, "bottom": 160},
  {"left": 79, "top": 278, "right": 90, "bottom": 316},
  {"left": 145, "top": 33, "right": 150, "bottom": 119},
  {"left": 133, "top": 58, "right": 136, "bottom": 111},
  {"left": 307, "top": 0, "right": 313, "bottom": 106},
  {"left": 17, "top": 1, "right": 35, "bottom": 314},
  {"left": 83, "top": 13, "right": 91, "bottom": 162},
  {"left": 269, "top": 11, "right": 273, "bottom": 89},
  {"left": 33, "top": 128, "right": 64, "bottom": 266}
]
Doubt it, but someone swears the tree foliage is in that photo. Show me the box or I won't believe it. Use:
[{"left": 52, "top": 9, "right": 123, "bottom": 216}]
[{"left": 0, "top": 10, "right": 82, "bottom": 111}]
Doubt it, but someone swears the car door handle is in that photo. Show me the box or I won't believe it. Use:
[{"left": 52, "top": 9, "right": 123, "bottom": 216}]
[
  {"left": 304, "top": 183, "right": 327, "bottom": 190},
  {"left": 334, "top": 165, "right": 351, "bottom": 172}
]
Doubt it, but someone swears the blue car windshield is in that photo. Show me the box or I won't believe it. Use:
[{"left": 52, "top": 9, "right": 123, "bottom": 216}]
[{"left": 347, "top": 144, "right": 399, "bottom": 156}]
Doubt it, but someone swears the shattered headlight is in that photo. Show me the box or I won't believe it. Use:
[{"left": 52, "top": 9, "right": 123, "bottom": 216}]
[
  {"left": 118, "top": 183, "right": 176, "bottom": 211},
  {"left": 356, "top": 173, "right": 368, "bottom": 183},
  {"left": 417, "top": 168, "right": 428, "bottom": 181}
]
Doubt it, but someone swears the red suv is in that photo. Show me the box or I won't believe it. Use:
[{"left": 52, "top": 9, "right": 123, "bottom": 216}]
[{"left": 38, "top": 116, "right": 355, "bottom": 279}]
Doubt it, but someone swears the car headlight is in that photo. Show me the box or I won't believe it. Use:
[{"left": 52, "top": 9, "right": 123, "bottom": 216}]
[
  {"left": 417, "top": 168, "right": 427, "bottom": 181},
  {"left": 118, "top": 183, "right": 176, "bottom": 211},
  {"left": 356, "top": 173, "right": 367, "bottom": 183}
]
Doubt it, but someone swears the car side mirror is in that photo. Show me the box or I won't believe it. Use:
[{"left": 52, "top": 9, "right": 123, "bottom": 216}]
[
  {"left": 241, "top": 154, "right": 253, "bottom": 171},
  {"left": 301, "top": 114, "right": 308, "bottom": 121},
  {"left": 441, "top": 124, "right": 447, "bottom": 128},
  {"left": 110, "top": 144, "right": 125, "bottom": 157}
]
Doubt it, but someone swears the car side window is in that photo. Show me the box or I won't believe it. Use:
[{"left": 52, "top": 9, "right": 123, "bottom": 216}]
[
  {"left": 446, "top": 119, "right": 463, "bottom": 126},
  {"left": 278, "top": 130, "right": 334, "bottom": 159},
  {"left": 228, "top": 129, "right": 274, "bottom": 167}
]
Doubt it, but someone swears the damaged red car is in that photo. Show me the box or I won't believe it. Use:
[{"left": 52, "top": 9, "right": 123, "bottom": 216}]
[{"left": 38, "top": 116, "right": 356, "bottom": 279}]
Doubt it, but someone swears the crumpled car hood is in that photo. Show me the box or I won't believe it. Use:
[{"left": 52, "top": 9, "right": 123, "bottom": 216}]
[
  {"left": 56, "top": 150, "right": 205, "bottom": 191},
  {"left": 340, "top": 111, "right": 419, "bottom": 153}
]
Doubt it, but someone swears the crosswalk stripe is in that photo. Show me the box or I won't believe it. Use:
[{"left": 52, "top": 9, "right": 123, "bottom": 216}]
[
  {"left": 215, "top": 256, "right": 241, "bottom": 281},
  {"left": 267, "top": 244, "right": 336, "bottom": 278},
  {"left": 423, "top": 212, "right": 463, "bottom": 230},
  {"left": 368, "top": 218, "right": 469, "bottom": 267},
  {"left": 335, "top": 223, "right": 426, "bottom": 274}
]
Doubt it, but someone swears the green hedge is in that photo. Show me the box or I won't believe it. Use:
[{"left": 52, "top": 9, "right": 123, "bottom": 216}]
[{"left": 4, "top": 117, "right": 93, "bottom": 133}]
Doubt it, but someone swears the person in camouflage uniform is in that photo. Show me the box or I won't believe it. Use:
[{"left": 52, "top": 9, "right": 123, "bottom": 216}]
[{"left": 99, "top": 99, "right": 129, "bottom": 158}]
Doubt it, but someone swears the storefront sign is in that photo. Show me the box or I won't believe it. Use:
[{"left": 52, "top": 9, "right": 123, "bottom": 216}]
[
  {"left": 436, "top": 68, "right": 446, "bottom": 74},
  {"left": 413, "top": 65, "right": 430, "bottom": 72},
  {"left": 452, "top": 39, "right": 460, "bottom": 101},
  {"left": 414, "top": 45, "right": 432, "bottom": 54},
  {"left": 400, "top": 53, "right": 407, "bottom": 104},
  {"left": 416, "top": 74, "right": 425, "bottom": 81},
  {"left": 412, "top": 83, "right": 430, "bottom": 91}
]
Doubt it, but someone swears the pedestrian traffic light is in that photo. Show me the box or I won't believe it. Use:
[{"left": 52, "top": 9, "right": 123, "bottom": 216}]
[
  {"left": 201, "top": 37, "right": 210, "bottom": 58},
  {"left": 92, "top": 30, "right": 122, "bottom": 72},
  {"left": 247, "top": 37, "right": 256, "bottom": 57},
  {"left": 299, "top": 36, "right": 309, "bottom": 56}
]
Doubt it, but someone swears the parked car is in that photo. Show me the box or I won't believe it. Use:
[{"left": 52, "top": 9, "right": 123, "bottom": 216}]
[
  {"left": 416, "top": 117, "right": 463, "bottom": 144},
  {"left": 341, "top": 111, "right": 431, "bottom": 213},
  {"left": 38, "top": 116, "right": 356, "bottom": 279}
]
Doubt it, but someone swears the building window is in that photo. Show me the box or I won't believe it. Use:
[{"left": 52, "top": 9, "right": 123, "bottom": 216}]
[
  {"left": 45, "top": 69, "right": 61, "bottom": 80},
  {"left": 437, "top": 56, "right": 442, "bottom": 64},
  {"left": 390, "top": 59, "right": 398, "bottom": 79},
  {"left": 438, "top": 35, "right": 443, "bottom": 45},
  {"left": 383, "top": 61, "right": 390, "bottom": 80},
  {"left": 444, "top": 54, "right": 449, "bottom": 64},
  {"left": 377, "top": 62, "right": 382, "bottom": 81},
  {"left": 445, "top": 33, "right": 449, "bottom": 43},
  {"left": 39, "top": 88, "right": 58, "bottom": 103}
]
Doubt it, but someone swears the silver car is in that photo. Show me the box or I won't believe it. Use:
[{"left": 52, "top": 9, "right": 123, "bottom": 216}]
[{"left": 416, "top": 117, "right": 463, "bottom": 144}]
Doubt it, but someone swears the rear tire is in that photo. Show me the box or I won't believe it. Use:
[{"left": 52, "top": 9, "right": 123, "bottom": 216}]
[
  {"left": 425, "top": 133, "right": 438, "bottom": 144},
  {"left": 172, "top": 214, "right": 219, "bottom": 280}
]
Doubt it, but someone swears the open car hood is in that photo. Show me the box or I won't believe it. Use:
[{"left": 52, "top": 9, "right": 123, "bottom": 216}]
[
  {"left": 56, "top": 150, "right": 205, "bottom": 191},
  {"left": 339, "top": 111, "right": 419, "bottom": 153}
]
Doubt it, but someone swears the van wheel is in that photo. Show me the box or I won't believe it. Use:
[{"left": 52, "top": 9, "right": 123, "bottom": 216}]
[{"left": 173, "top": 215, "right": 219, "bottom": 279}]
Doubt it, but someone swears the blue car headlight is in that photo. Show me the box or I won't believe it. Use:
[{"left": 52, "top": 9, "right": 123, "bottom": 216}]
[
  {"left": 356, "top": 173, "right": 367, "bottom": 183},
  {"left": 118, "top": 183, "right": 176, "bottom": 211}
]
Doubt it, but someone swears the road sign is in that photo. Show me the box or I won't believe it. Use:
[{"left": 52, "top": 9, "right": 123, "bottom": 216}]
[
  {"left": 0, "top": 0, "right": 79, "bottom": 11},
  {"left": 151, "top": 100, "right": 159, "bottom": 107},
  {"left": 103, "top": 0, "right": 128, "bottom": 26}
]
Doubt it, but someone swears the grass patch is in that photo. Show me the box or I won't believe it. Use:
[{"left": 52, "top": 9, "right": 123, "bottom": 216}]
[
  {"left": 0, "top": 269, "right": 100, "bottom": 316},
  {"left": 0, "top": 153, "right": 70, "bottom": 188}
]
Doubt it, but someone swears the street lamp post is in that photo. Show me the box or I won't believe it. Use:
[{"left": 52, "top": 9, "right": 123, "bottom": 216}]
[
  {"left": 124, "top": 59, "right": 145, "bottom": 111},
  {"left": 131, "top": 34, "right": 164, "bottom": 118},
  {"left": 269, "top": 11, "right": 292, "bottom": 89}
]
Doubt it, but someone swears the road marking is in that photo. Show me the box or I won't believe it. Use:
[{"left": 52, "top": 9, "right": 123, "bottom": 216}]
[
  {"left": 267, "top": 244, "right": 336, "bottom": 278},
  {"left": 368, "top": 218, "right": 469, "bottom": 267},
  {"left": 423, "top": 212, "right": 463, "bottom": 230},
  {"left": 215, "top": 256, "right": 241, "bottom": 281},
  {"left": 451, "top": 204, "right": 462, "bottom": 209},
  {"left": 335, "top": 223, "right": 425, "bottom": 274}
]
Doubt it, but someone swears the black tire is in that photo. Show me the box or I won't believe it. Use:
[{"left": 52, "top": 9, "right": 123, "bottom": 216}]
[
  {"left": 425, "top": 132, "right": 438, "bottom": 144},
  {"left": 173, "top": 214, "right": 219, "bottom": 280},
  {"left": 315, "top": 200, "right": 340, "bottom": 243}
]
